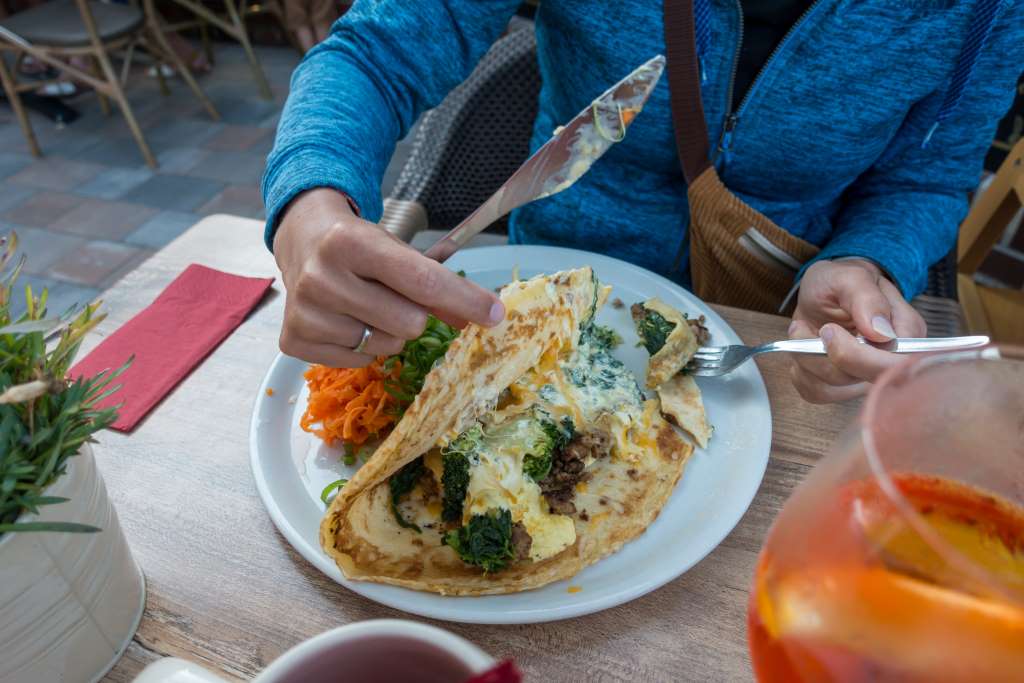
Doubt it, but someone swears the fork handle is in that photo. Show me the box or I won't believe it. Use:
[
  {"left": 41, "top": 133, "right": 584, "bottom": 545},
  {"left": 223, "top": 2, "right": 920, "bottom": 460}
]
[{"left": 761, "top": 335, "right": 990, "bottom": 356}]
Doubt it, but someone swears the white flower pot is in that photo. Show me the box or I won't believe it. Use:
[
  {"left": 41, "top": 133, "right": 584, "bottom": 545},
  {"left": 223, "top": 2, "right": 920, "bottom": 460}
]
[{"left": 0, "top": 443, "right": 146, "bottom": 683}]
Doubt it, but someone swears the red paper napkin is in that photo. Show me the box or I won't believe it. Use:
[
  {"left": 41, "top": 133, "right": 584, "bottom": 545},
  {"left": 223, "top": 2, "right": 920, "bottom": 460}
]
[
  {"left": 70, "top": 264, "right": 274, "bottom": 431},
  {"left": 464, "top": 661, "right": 523, "bottom": 683}
]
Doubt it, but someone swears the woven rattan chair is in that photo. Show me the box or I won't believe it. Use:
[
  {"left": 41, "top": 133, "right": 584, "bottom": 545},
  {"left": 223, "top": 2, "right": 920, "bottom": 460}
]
[
  {"left": 380, "top": 24, "right": 540, "bottom": 240},
  {"left": 382, "top": 25, "right": 963, "bottom": 334},
  {"left": 0, "top": 0, "right": 219, "bottom": 168}
]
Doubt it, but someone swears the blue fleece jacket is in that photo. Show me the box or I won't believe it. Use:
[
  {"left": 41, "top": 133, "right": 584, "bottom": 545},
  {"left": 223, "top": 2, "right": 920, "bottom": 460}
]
[{"left": 262, "top": 0, "right": 1023, "bottom": 299}]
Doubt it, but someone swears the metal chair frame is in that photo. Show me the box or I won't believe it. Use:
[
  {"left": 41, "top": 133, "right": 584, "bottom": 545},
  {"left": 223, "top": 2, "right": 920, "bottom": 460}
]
[
  {"left": 0, "top": 0, "right": 219, "bottom": 168},
  {"left": 154, "top": 0, "right": 274, "bottom": 99}
]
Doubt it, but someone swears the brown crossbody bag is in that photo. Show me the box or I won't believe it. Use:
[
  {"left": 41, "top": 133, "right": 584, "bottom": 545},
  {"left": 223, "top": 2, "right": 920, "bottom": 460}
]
[{"left": 663, "top": 0, "right": 820, "bottom": 312}]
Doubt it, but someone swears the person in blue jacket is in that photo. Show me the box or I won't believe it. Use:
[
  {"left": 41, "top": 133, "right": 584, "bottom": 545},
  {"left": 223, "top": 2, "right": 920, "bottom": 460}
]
[{"left": 262, "top": 0, "right": 1022, "bottom": 403}]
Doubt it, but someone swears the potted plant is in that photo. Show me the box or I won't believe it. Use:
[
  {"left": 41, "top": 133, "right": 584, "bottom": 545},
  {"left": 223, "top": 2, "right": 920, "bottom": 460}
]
[{"left": 0, "top": 233, "right": 144, "bottom": 683}]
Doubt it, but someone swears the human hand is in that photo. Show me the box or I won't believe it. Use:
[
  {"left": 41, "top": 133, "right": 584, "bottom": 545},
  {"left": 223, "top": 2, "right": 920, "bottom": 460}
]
[
  {"left": 788, "top": 259, "right": 926, "bottom": 403},
  {"left": 273, "top": 188, "right": 504, "bottom": 367}
]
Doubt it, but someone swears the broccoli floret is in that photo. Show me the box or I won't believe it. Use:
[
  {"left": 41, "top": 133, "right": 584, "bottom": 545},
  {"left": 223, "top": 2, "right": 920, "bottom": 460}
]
[
  {"left": 583, "top": 323, "right": 622, "bottom": 350},
  {"left": 483, "top": 408, "right": 573, "bottom": 482},
  {"left": 443, "top": 508, "right": 515, "bottom": 572},
  {"left": 524, "top": 421, "right": 561, "bottom": 480},
  {"left": 440, "top": 411, "right": 573, "bottom": 524},
  {"left": 631, "top": 304, "right": 676, "bottom": 355},
  {"left": 441, "top": 425, "right": 481, "bottom": 523},
  {"left": 525, "top": 414, "right": 574, "bottom": 481},
  {"left": 389, "top": 457, "right": 425, "bottom": 532},
  {"left": 543, "top": 415, "right": 577, "bottom": 474}
]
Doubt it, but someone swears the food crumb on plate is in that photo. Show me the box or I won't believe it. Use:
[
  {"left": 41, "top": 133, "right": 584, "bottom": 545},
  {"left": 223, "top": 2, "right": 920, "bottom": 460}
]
[
  {"left": 567, "top": 585, "right": 583, "bottom": 594},
  {"left": 266, "top": 388, "right": 274, "bottom": 396},
  {"left": 611, "top": 297, "right": 624, "bottom": 309}
]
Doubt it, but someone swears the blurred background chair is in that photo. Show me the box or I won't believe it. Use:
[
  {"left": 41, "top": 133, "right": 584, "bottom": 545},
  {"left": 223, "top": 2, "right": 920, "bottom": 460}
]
[
  {"left": 381, "top": 24, "right": 539, "bottom": 242},
  {"left": 154, "top": 0, "right": 274, "bottom": 98},
  {"left": 381, "top": 24, "right": 965, "bottom": 335},
  {"left": 0, "top": 0, "right": 219, "bottom": 167},
  {"left": 957, "top": 137, "right": 1024, "bottom": 343}
]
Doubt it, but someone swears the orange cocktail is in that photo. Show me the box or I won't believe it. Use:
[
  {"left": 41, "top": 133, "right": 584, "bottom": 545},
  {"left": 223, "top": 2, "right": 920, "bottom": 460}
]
[{"left": 748, "top": 347, "right": 1024, "bottom": 682}]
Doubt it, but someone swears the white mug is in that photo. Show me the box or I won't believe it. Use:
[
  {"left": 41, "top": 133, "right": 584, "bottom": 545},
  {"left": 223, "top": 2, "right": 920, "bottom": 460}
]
[{"left": 134, "top": 619, "right": 495, "bottom": 683}]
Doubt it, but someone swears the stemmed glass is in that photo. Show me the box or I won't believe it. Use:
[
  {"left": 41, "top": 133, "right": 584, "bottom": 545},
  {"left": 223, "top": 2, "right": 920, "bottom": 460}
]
[{"left": 748, "top": 346, "right": 1024, "bottom": 682}]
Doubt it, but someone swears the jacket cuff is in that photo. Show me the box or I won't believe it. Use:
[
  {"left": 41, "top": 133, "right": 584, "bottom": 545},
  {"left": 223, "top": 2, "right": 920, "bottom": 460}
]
[{"left": 261, "top": 144, "right": 377, "bottom": 252}]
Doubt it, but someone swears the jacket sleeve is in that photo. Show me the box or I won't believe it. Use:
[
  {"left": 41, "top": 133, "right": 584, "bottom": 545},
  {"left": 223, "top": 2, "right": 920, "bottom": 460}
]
[
  {"left": 261, "top": 0, "right": 520, "bottom": 249},
  {"left": 801, "top": 12, "right": 1024, "bottom": 299}
]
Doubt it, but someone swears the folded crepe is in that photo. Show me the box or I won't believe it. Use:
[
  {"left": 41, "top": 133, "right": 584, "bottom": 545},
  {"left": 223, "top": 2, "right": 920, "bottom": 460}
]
[
  {"left": 631, "top": 298, "right": 714, "bottom": 449},
  {"left": 657, "top": 374, "right": 713, "bottom": 448},
  {"left": 631, "top": 298, "right": 699, "bottom": 389},
  {"left": 320, "top": 268, "right": 693, "bottom": 595}
]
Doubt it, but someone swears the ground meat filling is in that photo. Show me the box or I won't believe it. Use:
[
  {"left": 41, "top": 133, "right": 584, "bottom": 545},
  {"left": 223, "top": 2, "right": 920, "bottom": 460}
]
[
  {"left": 629, "top": 302, "right": 646, "bottom": 325},
  {"left": 418, "top": 472, "right": 439, "bottom": 500},
  {"left": 540, "top": 430, "right": 611, "bottom": 516},
  {"left": 688, "top": 315, "right": 711, "bottom": 346},
  {"left": 511, "top": 522, "right": 533, "bottom": 561}
]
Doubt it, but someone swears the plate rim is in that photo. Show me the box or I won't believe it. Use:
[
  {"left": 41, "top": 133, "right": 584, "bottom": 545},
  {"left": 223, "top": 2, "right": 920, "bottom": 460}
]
[{"left": 250, "top": 244, "right": 771, "bottom": 624}]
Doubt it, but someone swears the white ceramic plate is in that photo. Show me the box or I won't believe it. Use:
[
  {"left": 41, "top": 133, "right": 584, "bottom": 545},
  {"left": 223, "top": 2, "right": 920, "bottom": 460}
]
[{"left": 250, "top": 246, "right": 771, "bottom": 624}]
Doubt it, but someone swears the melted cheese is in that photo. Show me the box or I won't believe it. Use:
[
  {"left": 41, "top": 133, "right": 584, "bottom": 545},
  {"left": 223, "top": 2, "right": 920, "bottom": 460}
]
[
  {"left": 446, "top": 287, "right": 654, "bottom": 565},
  {"left": 423, "top": 448, "right": 443, "bottom": 485},
  {"left": 488, "top": 332, "right": 649, "bottom": 466},
  {"left": 464, "top": 422, "right": 576, "bottom": 562}
]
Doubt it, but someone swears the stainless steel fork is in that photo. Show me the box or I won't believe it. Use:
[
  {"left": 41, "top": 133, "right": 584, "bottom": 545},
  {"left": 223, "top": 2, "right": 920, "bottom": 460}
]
[{"left": 686, "top": 335, "right": 991, "bottom": 377}]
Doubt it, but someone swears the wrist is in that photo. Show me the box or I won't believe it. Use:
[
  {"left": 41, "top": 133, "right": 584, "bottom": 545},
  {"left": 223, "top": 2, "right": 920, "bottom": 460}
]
[
  {"left": 274, "top": 188, "right": 357, "bottom": 279},
  {"left": 275, "top": 188, "right": 354, "bottom": 249},
  {"left": 829, "top": 256, "right": 888, "bottom": 282}
]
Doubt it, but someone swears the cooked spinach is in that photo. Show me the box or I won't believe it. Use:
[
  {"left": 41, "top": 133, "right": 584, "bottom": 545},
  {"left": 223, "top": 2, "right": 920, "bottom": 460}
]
[
  {"left": 443, "top": 508, "right": 515, "bottom": 573},
  {"left": 441, "top": 425, "right": 481, "bottom": 522},
  {"left": 635, "top": 308, "right": 676, "bottom": 355},
  {"left": 585, "top": 323, "right": 622, "bottom": 350},
  {"left": 388, "top": 457, "right": 426, "bottom": 531}
]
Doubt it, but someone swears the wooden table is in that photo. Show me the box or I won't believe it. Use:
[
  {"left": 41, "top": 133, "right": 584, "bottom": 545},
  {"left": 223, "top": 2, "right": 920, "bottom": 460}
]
[{"left": 90, "top": 215, "right": 858, "bottom": 683}]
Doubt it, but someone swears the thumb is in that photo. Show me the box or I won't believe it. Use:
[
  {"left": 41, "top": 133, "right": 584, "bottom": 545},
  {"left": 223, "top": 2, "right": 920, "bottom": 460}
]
[{"left": 837, "top": 271, "right": 896, "bottom": 342}]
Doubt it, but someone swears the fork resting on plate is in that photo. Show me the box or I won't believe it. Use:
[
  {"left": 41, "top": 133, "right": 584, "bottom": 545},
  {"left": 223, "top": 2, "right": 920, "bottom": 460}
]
[{"left": 686, "top": 335, "right": 990, "bottom": 377}]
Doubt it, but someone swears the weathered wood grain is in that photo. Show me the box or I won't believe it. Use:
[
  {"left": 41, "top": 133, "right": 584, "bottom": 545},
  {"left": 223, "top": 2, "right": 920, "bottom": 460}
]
[{"left": 87, "top": 216, "right": 852, "bottom": 682}]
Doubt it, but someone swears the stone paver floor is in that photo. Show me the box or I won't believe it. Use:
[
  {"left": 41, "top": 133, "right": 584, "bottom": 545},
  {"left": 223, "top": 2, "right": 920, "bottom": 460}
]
[{"left": 0, "top": 43, "right": 413, "bottom": 316}]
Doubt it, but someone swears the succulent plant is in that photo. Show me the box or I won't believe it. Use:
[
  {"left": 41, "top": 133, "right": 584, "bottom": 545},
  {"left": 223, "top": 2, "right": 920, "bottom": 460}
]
[{"left": 0, "top": 232, "right": 127, "bottom": 535}]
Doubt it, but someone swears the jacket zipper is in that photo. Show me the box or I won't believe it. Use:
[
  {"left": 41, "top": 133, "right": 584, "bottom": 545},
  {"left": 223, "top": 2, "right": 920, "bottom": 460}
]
[
  {"left": 715, "top": 0, "right": 745, "bottom": 162},
  {"left": 714, "top": 0, "right": 827, "bottom": 167}
]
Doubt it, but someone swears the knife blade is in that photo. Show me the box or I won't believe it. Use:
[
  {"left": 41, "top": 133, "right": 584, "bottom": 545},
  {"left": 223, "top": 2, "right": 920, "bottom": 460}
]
[{"left": 423, "top": 54, "right": 666, "bottom": 263}]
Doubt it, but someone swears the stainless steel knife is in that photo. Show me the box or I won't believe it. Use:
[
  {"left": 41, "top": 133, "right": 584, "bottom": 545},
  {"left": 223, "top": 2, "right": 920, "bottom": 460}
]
[{"left": 423, "top": 54, "right": 666, "bottom": 262}]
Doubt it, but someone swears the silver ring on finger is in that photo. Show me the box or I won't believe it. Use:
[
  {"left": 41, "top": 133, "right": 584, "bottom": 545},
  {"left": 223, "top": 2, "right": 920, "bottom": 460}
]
[{"left": 352, "top": 324, "right": 374, "bottom": 354}]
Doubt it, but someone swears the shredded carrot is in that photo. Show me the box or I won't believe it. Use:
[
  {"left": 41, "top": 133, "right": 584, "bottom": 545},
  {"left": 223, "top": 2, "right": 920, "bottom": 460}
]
[
  {"left": 300, "top": 358, "right": 401, "bottom": 446},
  {"left": 266, "top": 388, "right": 274, "bottom": 396}
]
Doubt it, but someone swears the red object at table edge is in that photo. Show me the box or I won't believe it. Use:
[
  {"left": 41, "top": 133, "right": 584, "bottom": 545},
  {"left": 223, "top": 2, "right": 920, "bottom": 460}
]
[
  {"left": 463, "top": 660, "right": 523, "bottom": 683},
  {"left": 70, "top": 263, "right": 274, "bottom": 432}
]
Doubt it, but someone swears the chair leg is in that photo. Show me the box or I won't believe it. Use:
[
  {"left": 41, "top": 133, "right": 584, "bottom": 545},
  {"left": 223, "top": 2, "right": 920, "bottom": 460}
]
[
  {"left": 226, "top": 0, "right": 272, "bottom": 99},
  {"left": 199, "top": 19, "right": 213, "bottom": 65},
  {"left": 143, "top": 26, "right": 219, "bottom": 121},
  {"left": 0, "top": 56, "right": 40, "bottom": 157},
  {"left": 92, "top": 49, "right": 157, "bottom": 168},
  {"left": 154, "top": 56, "right": 170, "bottom": 96},
  {"left": 90, "top": 56, "right": 111, "bottom": 115}
]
